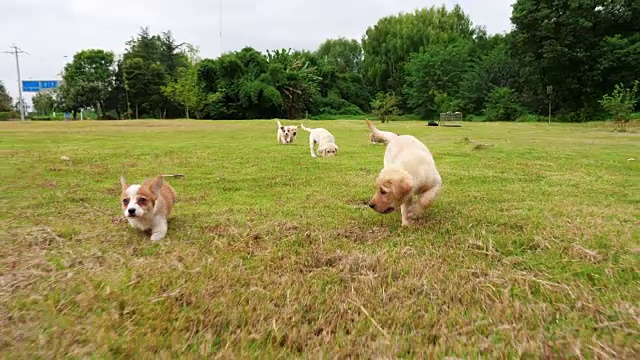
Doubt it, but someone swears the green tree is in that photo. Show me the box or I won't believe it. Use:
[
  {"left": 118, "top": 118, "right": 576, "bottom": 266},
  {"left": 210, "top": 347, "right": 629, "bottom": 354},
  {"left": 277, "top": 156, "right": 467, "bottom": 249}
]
[
  {"left": 511, "top": 0, "right": 640, "bottom": 120},
  {"left": 104, "top": 59, "right": 128, "bottom": 119},
  {"left": 371, "top": 92, "right": 400, "bottom": 123},
  {"left": 197, "top": 47, "right": 282, "bottom": 119},
  {"left": 0, "top": 81, "right": 12, "bottom": 112},
  {"left": 432, "top": 90, "right": 462, "bottom": 114},
  {"left": 459, "top": 34, "right": 521, "bottom": 115},
  {"left": 163, "top": 62, "right": 203, "bottom": 119},
  {"left": 53, "top": 82, "right": 81, "bottom": 119},
  {"left": 404, "top": 40, "right": 472, "bottom": 118},
  {"left": 123, "top": 58, "right": 167, "bottom": 119},
  {"left": 314, "top": 38, "right": 370, "bottom": 114},
  {"left": 484, "top": 87, "right": 525, "bottom": 121},
  {"left": 32, "top": 91, "right": 56, "bottom": 115},
  {"left": 265, "top": 48, "right": 320, "bottom": 119},
  {"left": 362, "top": 5, "right": 476, "bottom": 98},
  {"left": 599, "top": 81, "right": 639, "bottom": 131},
  {"left": 122, "top": 27, "right": 190, "bottom": 118},
  {"left": 316, "top": 38, "right": 363, "bottom": 74},
  {"left": 61, "top": 49, "right": 115, "bottom": 117}
]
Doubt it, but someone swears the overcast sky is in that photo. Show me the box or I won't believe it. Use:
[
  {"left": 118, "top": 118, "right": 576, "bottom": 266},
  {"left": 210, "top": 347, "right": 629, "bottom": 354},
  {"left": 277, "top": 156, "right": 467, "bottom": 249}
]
[{"left": 1, "top": 0, "right": 514, "bottom": 104}]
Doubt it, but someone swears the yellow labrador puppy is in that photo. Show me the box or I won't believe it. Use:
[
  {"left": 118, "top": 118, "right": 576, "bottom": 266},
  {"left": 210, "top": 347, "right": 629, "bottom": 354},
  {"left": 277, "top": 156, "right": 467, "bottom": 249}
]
[{"left": 368, "top": 135, "right": 442, "bottom": 226}]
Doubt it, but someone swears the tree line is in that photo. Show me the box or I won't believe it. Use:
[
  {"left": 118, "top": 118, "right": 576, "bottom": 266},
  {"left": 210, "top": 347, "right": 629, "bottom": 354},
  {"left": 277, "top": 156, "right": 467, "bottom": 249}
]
[{"left": 23, "top": 1, "right": 640, "bottom": 122}]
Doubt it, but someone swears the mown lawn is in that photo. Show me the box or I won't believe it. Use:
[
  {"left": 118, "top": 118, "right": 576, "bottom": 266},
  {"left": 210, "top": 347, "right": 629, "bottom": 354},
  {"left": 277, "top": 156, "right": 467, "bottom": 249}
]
[{"left": 1, "top": 119, "right": 638, "bottom": 358}]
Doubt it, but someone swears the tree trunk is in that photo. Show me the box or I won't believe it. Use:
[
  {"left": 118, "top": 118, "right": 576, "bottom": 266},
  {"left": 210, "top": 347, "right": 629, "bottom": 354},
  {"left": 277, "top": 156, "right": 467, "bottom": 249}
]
[
  {"left": 135, "top": 103, "right": 139, "bottom": 120},
  {"left": 288, "top": 97, "right": 295, "bottom": 119}
]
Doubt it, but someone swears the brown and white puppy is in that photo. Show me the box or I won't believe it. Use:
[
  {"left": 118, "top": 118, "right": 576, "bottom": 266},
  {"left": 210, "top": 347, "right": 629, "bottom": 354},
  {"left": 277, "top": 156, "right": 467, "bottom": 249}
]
[
  {"left": 368, "top": 135, "right": 442, "bottom": 226},
  {"left": 276, "top": 120, "right": 298, "bottom": 144},
  {"left": 300, "top": 124, "right": 339, "bottom": 157},
  {"left": 366, "top": 120, "right": 399, "bottom": 144},
  {"left": 120, "top": 175, "right": 177, "bottom": 241}
]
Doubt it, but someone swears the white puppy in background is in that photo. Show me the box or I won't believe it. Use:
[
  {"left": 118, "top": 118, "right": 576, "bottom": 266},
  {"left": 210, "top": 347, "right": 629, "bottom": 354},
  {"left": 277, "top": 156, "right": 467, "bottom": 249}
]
[
  {"left": 276, "top": 120, "right": 298, "bottom": 144},
  {"left": 300, "top": 124, "right": 339, "bottom": 157},
  {"left": 366, "top": 120, "right": 399, "bottom": 144},
  {"left": 368, "top": 135, "right": 442, "bottom": 226}
]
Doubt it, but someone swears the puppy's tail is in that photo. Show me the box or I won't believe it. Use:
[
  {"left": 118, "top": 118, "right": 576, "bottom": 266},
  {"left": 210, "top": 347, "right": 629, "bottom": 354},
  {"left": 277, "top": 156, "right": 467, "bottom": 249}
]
[
  {"left": 365, "top": 120, "right": 383, "bottom": 135},
  {"left": 276, "top": 120, "right": 283, "bottom": 129},
  {"left": 300, "top": 123, "right": 313, "bottom": 133}
]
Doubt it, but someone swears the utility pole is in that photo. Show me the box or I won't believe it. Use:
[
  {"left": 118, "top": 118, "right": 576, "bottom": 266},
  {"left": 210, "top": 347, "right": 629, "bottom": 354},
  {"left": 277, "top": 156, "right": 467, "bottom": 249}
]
[{"left": 3, "top": 45, "right": 28, "bottom": 121}]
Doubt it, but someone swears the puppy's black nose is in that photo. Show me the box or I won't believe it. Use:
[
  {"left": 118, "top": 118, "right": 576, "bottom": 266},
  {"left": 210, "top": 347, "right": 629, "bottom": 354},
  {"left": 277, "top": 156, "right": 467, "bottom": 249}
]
[
  {"left": 127, "top": 208, "right": 136, "bottom": 215},
  {"left": 368, "top": 203, "right": 375, "bottom": 209}
]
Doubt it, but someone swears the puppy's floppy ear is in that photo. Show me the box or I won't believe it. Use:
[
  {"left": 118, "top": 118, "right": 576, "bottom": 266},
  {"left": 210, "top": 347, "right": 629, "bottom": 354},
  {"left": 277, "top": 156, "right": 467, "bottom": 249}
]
[
  {"left": 395, "top": 175, "right": 414, "bottom": 198},
  {"left": 280, "top": 126, "right": 285, "bottom": 132},
  {"left": 151, "top": 175, "right": 164, "bottom": 197},
  {"left": 120, "top": 175, "right": 128, "bottom": 191},
  {"left": 334, "top": 144, "right": 339, "bottom": 153}
]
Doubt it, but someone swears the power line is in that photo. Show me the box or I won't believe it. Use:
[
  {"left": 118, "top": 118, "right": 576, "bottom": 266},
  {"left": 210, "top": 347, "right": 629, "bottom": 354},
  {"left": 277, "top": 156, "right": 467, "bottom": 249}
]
[{"left": 2, "top": 44, "right": 28, "bottom": 120}]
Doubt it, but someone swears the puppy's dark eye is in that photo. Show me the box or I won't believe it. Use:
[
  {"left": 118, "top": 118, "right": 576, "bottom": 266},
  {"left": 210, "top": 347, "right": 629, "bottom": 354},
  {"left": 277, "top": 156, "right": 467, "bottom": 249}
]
[
  {"left": 138, "top": 198, "right": 147, "bottom": 204},
  {"left": 123, "top": 198, "right": 129, "bottom": 205},
  {"left": 380, "top": 189, "right": 388, "bottom": 195}
]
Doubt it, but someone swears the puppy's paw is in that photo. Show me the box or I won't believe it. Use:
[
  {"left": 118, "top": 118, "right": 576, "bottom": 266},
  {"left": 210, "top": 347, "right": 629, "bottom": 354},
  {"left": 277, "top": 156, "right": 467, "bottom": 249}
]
[
  {"left": 150, "top": 234, "right": 165, "bottom": 241},
  {"left": 408, "top": 205, "right": 424, "bottom": 220}
]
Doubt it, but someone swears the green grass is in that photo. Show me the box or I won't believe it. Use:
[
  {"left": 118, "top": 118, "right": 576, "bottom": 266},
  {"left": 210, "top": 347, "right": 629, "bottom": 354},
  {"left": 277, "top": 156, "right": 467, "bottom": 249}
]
[{"left": 1, "top": 119, "right": 638, "bottom": 358}]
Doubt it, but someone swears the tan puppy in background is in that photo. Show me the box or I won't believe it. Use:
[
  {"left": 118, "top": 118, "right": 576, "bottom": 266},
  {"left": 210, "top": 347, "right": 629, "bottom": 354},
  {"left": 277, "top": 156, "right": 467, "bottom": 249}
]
[
  {"left": 276, "top": 120, "right": 298, "bottom": 144},
  {"left": 120, "top": 175, "right": 177, "bottom": 241},
  {"left": 300, "top": 124, "right": 339, "bottom": 157},
  {"left": 368, "top": 135, "right": 442, "bottom": 226},
  {"left": 366, "top": 120, "right": 399, "bottom": 144}
]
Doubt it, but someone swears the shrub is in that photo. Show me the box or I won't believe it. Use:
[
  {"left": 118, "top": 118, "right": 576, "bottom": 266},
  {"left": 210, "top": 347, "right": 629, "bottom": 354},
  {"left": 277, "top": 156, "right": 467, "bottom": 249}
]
[
  {"left": 98, "top": 114, "right": 119, "bottom": 120},
  {"left": 371, "top": 92, "right": 400, "bottom": 123},
  {"left": 315, "top": 95, "right": 364, "bottom": 116},
  {"left": 0, "top": 111, "right": 19, "bottom": 121},
  {"left": 599, "top": 81, "right": 639, "bottom": 131},
  {"left": 465, "top": 114, "right": 487, "bottom": 122},
  {"left": 484, "top": 87, "right": 525, "bottom": 121},
  {"left": 31, "top": 115, "right": 52, "bottom": 121},
  {"left": 516, "top": 113, "right": 539, "bottom": 122}
]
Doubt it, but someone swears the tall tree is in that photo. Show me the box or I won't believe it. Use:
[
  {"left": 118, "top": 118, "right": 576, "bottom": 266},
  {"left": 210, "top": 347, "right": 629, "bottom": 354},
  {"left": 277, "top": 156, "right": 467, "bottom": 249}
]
[
  {"left": 511, "top": 0, "right": 640, "bottom": 120},
  {"left": 362, "top": 5, "right": 476, "bottom": 99},
  {"left": 459, "top": 34, "right": 521, "bottom": 115},
  {"left": 316, "top": 38, "right": 363, "bottom": 74},
  {"left": 61, "top": 49, "right": 115, "bottom": 117},
  {"left": 122, "top": 27, "right": 190, "bottom": 118},
  {"left": 404, "top": 40, "right": 472, "bottom": 118},
  {"left": 104, "top": 59, "right": 128, "bottom": 119},
  {"left": 163, "top": 62, "right": 203, "bottom": 119},
  {"left": 265, "top": 48, "right": 321, "bottom": 119},
  {"left": 314, "top": 39, "right": 370, "bottom": 114}
]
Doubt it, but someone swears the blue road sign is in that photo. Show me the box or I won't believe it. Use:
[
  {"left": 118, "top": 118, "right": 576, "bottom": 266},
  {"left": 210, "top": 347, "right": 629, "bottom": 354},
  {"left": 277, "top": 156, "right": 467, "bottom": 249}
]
[
  {"left": 40, "top": 80, "right": 59, "bottom": 89},
  {"left": 22, "top": 80, "right": 60, "bottom": 92},
  {"left": 22, "top": 81, "right": 40, "bottom": 92}
]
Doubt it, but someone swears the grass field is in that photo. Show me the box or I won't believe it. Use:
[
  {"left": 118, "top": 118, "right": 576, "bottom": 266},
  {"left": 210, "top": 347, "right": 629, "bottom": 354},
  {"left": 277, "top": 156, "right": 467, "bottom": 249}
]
[{"left": 1, "top": 119, "right": 638, "bottom": 358}]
